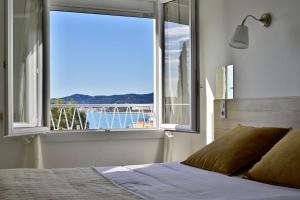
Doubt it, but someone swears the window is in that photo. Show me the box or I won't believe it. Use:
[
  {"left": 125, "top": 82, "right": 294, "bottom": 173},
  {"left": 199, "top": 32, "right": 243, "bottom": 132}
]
[
  {"left": 5, "top": 0, "right": 198, "bottom": 136},
  {"left": 160, "top": 0, "right": 198, "bottom": 131},
  {"left": 4, "top": 0, "right": 49, "bottom": 136},
  {"left": 50, "top": 12, "right": 156, "bottom": 131}
]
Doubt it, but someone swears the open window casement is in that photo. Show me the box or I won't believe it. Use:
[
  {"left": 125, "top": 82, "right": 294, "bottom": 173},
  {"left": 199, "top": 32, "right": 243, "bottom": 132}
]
[
  {"left": 158, "top": 0, "right": 199, "bottom": 132},
  {"left": 5, "top": 0, "right": 50, "bottom": 136}
]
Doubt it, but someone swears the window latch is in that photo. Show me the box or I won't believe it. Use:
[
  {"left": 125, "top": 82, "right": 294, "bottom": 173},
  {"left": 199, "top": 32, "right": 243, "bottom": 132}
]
[
  {"left": 104, "top": 129, "right": 111, "bottom": 133},
  {"left": 3, "top": 61, "right": 6, "bottom": 69}
]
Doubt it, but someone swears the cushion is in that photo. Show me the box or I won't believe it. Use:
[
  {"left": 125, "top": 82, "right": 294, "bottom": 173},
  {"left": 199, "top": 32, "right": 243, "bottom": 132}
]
[
  {"left": 182, "top": 125, "right": 290, "bottom": 175},
  {"left": 246, "top": 129, "right": 300, "bottom": 188}
]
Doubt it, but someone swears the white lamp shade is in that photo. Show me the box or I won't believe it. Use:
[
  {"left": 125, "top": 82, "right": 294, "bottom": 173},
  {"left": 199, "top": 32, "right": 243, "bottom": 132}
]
[{"left": 229, "top": 25, "right": 249, "bottom": 49}]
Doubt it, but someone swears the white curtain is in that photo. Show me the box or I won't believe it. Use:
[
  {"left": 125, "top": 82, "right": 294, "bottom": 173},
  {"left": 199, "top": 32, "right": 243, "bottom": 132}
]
[{"left": 13, "top": 0, "right": 42, "bottom": 126}]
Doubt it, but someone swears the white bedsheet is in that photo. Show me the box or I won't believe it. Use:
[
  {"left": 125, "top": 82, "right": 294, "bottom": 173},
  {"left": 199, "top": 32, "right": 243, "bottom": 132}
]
[{"left": 95, "top": 162, "right": 300, "bottom": 200}]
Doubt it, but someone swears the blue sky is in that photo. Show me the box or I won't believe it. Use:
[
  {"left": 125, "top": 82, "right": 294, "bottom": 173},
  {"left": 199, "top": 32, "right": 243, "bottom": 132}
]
[{"left": 50, "top": 11, "right": 154, "bottom": 98}]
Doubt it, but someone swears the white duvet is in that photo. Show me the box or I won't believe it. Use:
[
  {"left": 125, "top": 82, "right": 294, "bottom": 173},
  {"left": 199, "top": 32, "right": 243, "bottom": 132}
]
[{"left": 95, "top": 162, "right": 300, "bottom": 200}]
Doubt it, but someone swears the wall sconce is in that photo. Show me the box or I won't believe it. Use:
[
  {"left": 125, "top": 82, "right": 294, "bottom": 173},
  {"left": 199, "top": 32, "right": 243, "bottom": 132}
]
[{"left": 229, "top": 13, "right": 272, "bottom": 49}]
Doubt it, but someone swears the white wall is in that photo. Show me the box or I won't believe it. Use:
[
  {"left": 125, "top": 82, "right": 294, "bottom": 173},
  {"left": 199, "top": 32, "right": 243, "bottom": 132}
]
[
  {"left": 198, "top": 0, "right": 300, "bottom": 147},
  {"left": 2, "top": 0, "right": 299, "bottom": 168},
  {"left": 41, "top": 131, "right": 164, "bottom": 168},
  {"left": 0, "top": 0, "right": 164, "bottom": 169},
  {"left": 200, "top": 0, "right": 300, "bottom": 99},
  {"left": 228, "top": 0, "right": 300, "bottom": 98},
  {"left": 198, "top": 0, "right": 232, "bottom": 146}
]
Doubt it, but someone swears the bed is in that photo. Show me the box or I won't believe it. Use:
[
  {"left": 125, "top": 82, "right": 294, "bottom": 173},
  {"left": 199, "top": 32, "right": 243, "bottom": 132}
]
[
  {"left": 97, "top": 162, "right": 300, "bottom": 200},
  {"left": 0, "top": 167, "right": 141, "bottom": 200},
  {"left": 1, "top": 162, "right": 300, "bottom": 200},
  {"left": 1, "top": 99, "right": 300, "bottom": 199}
]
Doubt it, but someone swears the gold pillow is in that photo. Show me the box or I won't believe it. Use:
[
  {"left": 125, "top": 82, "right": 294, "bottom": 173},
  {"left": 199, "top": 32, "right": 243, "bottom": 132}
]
[
  {"left": 246, "top": 129, "right": 300, "bottom": 188},
  {"left": 182, "top": 125, "right": 289, "bottom": 175}
]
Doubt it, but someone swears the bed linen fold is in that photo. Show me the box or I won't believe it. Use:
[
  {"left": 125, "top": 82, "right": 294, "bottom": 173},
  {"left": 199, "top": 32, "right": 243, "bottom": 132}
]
[{"left": 96, "top": 162, "right": 300, "bottom": 200}]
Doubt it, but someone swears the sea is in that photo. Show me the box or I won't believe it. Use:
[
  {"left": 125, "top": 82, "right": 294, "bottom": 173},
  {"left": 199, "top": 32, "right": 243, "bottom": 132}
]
[{"left": 86, "top": 112, "right": 151, "bottom": 129}]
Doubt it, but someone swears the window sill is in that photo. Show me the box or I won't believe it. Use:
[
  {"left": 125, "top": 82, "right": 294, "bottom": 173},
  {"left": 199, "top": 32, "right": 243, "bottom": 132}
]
[
  {"left": 163, "top": 129, "right": 200, "bottom": 134},
  {"left": 160, "top": 124, "right": 199, "bottom": 133},
  {"left": 41, "top": 129, "right": 164, "bottom": 143}
]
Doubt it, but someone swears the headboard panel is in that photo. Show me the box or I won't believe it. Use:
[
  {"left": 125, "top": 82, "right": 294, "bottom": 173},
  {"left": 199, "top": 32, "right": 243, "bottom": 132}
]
[{"left": 214, "top": 97, "right": 300, "bottom": 139}]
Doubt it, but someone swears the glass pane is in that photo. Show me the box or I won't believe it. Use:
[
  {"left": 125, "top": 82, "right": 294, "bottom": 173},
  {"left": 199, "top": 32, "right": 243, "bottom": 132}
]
[
  {"left": 163, "top": 0, "right": 191, "bottom": 126},
  {"left": 13, "top": 0, "right": 42, "bottom": 127},
  {"left": 50, "top": 12, "right": 155, "bottom": 131}
]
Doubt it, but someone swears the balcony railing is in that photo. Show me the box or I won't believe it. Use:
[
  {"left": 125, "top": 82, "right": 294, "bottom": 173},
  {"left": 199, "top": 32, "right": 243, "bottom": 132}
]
[{"left": 50, "top": 104, "right": 155, "bottom": 131}]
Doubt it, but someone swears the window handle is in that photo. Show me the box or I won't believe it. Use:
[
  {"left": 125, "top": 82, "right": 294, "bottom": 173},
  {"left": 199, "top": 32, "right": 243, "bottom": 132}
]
[{"left": 2, "top": 61, "right": 6, "bottom": 69}]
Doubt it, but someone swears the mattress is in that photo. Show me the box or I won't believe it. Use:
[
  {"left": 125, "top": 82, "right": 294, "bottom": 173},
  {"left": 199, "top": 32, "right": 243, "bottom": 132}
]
[{"left": 95, "top": 162, "right": 300, "bottom": 200}]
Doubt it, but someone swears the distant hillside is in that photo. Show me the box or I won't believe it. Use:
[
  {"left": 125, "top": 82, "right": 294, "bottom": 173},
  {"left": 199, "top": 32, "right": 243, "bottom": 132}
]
[{"left": 51, "top": 93, "right": 154, "bottom": 104}]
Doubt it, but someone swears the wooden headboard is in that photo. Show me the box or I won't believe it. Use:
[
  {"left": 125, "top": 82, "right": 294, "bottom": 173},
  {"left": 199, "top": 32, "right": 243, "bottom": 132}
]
[{"left": 214, "top": 97, "right": 300, "bottom": 139}]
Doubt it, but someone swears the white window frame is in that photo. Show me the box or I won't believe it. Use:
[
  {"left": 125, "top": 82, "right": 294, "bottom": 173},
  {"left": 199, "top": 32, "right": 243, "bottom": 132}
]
[
  {"left": 4, "top": 0, "right": 50, "bottom": 137},
  {"left": 48, "top": 1, "right": 160, "bottom": 133},
  {"left": 4, "top": 0, "right": 198, "bottom": 136},
  {"left": 158, "top": 0, "right": 199, "bottom": 132}
]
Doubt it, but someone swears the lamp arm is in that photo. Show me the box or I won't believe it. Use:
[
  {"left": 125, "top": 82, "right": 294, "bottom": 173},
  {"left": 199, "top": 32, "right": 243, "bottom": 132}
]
[
  {"left": 241, "top": 15, "right": 261, "bottom": 25},
  {"left": 241, "top": 13, "right": 271, "bottom": 27}
]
